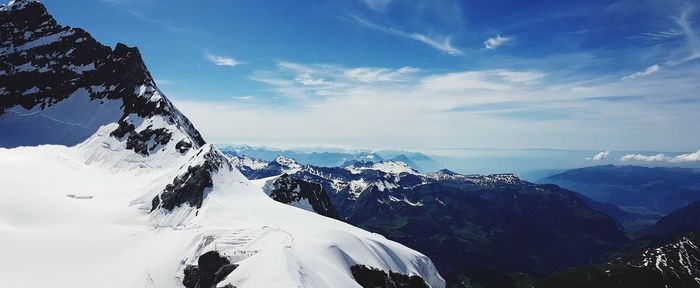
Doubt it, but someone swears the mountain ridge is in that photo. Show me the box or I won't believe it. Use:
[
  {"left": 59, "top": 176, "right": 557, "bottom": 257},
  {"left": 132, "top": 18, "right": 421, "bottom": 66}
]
[
  {"left": 0, "top": 2, "right": 445, "bottom": 287},
  {"left": 541, "top": 165, "right": 700, "bottom": 215},
  {"left": 232, "top": 154, "right": 630, "bottom": 274}
]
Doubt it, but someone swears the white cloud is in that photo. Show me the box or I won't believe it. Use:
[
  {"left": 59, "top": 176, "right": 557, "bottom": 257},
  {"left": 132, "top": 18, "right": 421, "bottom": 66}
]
[
  {"left": 409, "top": 33, "right": 462, "bottom": 56},
  {"left": 621, "top": 64, "right": 659, "bottom": 80},
  {"left": 421, "top": 71, "right": 509, "bottom": 91},
  {"left": 420, "top": 69, "right": 543, "bottom": 92},
  {"left": 295, "top": 73, "right": 328, "bottom": 86},
  {"left": 619, "top": 149, "right": 700, "bottom": 163},
  {"left": 249, "top": 62, "right": 422, "bottom": 100},
  {"left": 620, "top": 153, "right": 670, "bottom": 162},
  {"left": 674, "top": 6, "right": 700, "bottom": 64},
  {"left": 349, "top": 16, "right": 463, "bottom": 55},
  {"left": 231, "top": 95, "right": 255, "bottom": 101},
  {"left": 279, "top": 62, "right": 317, "bottom": 74},
  {"left": 363, "top": 0, "right": 392, "bottom": 11},
  {"left": 275, "top": 62, "right": 418, "bottom": 86},
  {"left": 205, "top": 52, "right": 240, "bottom": 67},
  {"left": 496, "top": 70, "right": 545, "bottom": 84},
  {"left": 586, "top": 150, "right": 610, "bottom": 161},
  {"left": 215, "top": 57, "right": 700, "bottom": 150},
  {"left": 632, "top": 29, "right": 684, "bottom": 41},
  {"left": 655, "top": 6, "right": 700, "bottom": 67},
  {"left": 344, "top": 66, "right": 418, "bottom": 82},
  {"left": 484, "top": 35, "right": 511, "bottom": 49},
  {"left": 249, "top": 75, "right": 294, "bottom": 87},
  {"left": 670, "top": 149, "right": 700, "bottom": 162}
]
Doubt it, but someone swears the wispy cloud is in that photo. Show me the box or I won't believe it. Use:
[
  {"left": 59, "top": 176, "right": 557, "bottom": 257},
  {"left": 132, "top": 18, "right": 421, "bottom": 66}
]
[
  {"left": 363, "top": 0, "right": 392, "bottom": 11},
  {"left": 205, "top": 52, "right": 240, "bottom": 67},
  {"left": 124, "top": 9, "right": 200, "bottom": 34},
  {"left": 344, "top": 66, "right": 418, "bottom": 83},
  {"left": 181, "top": 54, "right": 700, "bottom": 149},
  {"left": 671, "top": 5, "right": 700, "bottom": 65},
  {"left": 421, "top": 69, "right": 543, "bottom": 92},
  {"left": 586, "top": 150, "right": 610, "bottom": 161},
  {"left": 621, "top": 7, "right": 698, "bottom": 81},
  {"left": 621, "top": 64, "right": 660, "bottom": 80},
  {"left": 295, "top": 73, "right": 328, "bottom": 86},
  {"left": 495, "top": 70, "right": 544, "bottom": 84},
  {"left": 484, "top": 35, "right": 512, "bottom": 49},
  {"left": 641, "top": 6, "right": 700, "bottom": 67},
  {"left": 250, "top": 62, "right": 421, "bottom": 99},
  {"left": 409, "top": 33, "right": 462, "bottom": 56},
  {"left": 280, "top": 61, "right": 418, "bottom": 84},
  {"left": 349, "top": 16, "right": 463, "bottom": 55},
  {"left": 630, "top": 29, "right": 684, "bottom": 41},
  {"left": 231, "top": 95, "right": 255, "bottom": 101}
]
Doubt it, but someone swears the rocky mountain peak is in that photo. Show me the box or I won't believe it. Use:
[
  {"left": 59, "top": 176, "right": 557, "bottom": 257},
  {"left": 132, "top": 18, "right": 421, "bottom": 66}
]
[
  {"left": 0, "top": 0, "right": 204, "bottom": 152},
  {"left": 0, "top": 0, "right": 38, "bottom": 12}
]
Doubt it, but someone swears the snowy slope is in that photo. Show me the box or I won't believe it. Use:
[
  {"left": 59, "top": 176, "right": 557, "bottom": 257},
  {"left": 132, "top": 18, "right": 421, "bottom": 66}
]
[
  {"left": 0, "top": 1, "right": 444, "bottom": 287},
  {"left": 0, "top": 139, "right": 443, "bottom": 288}
]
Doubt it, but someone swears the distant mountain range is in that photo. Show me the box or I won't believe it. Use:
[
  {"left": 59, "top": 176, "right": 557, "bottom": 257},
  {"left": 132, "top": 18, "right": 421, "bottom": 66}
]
[
  {"left": 541, "top": 165, "right": 700, "bottom": 215},
  {"left": 221, "top": 145, "right": 443, "bottom": 173},
  {"left": 232, "top": 155, "right": 700, "bottom": 287},
  {"left": 230, "top": 154, "right": 629, "bottom": 274}
]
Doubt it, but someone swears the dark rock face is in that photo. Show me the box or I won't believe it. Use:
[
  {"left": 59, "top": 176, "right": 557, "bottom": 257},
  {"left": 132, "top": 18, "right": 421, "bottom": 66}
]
[
  {"left": 351, "top": 265, "right": 429, "bottom": 288},
  {"left": 111, "top": 121, "right": 172, "bottom": 155},
  {"left": 183, "top": 251, "right": 238, "bottom": 288},
  {"left": 176, "top": 139, "right": 193, "bottom": 153},
  {"left": 158, "top": 164, "right": 213, "bottom": 210},
  {"left": 125, "top": 126, "right": 172, "bottom": 156},
  {"left": 268, "top": 173, "right": 340, "bottom": 219},
  {"left": 153, "top": 148, "right": 232, "bottom": 211},
  {"left": 0, "top": 0, "right": 204, "bottom": 151}
]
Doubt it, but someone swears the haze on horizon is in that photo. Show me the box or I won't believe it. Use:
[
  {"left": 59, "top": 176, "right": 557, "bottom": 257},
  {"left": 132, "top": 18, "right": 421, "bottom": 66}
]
[{"left": 44, "top": 0, "right": 700, "bottom": 152}]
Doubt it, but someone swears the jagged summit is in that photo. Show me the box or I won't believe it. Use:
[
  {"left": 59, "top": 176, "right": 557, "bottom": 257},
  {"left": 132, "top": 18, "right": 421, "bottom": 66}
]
[
  {"left": 0, "top": 0, "right": 37, "bottom": 11},
  {"left": 347, "top": 160, "right": 419, "bottom": 175},
  {"left": 0, "top": 0, "right": 204, "bottom": 151},
  {"left": 0, "top": 2, "right": 445, "bottom": 287},
  {"left": 274, "top": 155, "right": 299, "bottom": 166},
  {"left": 434, "top": 168, "right": 457, "bottom": 175}
]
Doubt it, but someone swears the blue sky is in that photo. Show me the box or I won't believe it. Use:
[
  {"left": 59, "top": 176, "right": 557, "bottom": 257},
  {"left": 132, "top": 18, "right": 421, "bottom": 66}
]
[{"left": 43, "top": 0, "right": 700, "bottom": 152}]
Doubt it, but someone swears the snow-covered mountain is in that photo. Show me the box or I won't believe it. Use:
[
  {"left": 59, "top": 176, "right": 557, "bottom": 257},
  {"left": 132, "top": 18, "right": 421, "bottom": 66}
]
[
  {"left": 232, "top": 156, "right": 630, "bottom": 274},
  {"left": 222, "top": 145, "right": 443, "bottom": 173},
  {"left": 0, "top": 1, "right": 444, "bottom": 287}
]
